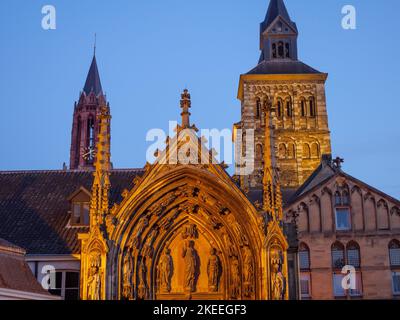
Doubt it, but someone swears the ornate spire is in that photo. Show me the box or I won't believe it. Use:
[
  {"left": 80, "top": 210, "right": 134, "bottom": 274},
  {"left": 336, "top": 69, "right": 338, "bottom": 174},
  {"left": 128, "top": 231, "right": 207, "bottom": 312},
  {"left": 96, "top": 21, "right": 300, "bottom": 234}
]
[
  {"left": 262, "top": 103, "right": 283, "bottom": 222},
  {"left": 83, "top": 54, "right": 103, "bottom": 96},
  {"left": 180, "top": 89, "right": 191, "bottom": 128},
  {"left": 90, "top": 105, "right": 111, "bottom": 227}
]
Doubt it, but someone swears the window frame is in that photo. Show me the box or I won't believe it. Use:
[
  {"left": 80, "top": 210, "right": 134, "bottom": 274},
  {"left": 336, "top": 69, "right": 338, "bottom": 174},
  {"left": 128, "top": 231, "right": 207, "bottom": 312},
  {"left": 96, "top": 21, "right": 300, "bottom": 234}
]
[
  {"left": 335, "top": 207, "right": 352, "bottom": 231},
  {"left": 71, "top": 201, "right": 90, "bottom": 226},
  {"left": 48, "top": 270, "right": 80, "bottom": 300}
]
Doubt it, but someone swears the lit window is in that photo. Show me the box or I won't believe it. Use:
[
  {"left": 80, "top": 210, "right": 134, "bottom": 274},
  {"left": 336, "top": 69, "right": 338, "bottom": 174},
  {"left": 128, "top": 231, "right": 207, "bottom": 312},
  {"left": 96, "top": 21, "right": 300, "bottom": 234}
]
[
  {"left": 392, "top": 272, "right": 400, "bottom": 295},
  {"left": 71, "top": 202, "right": 90, "bottom": 226},
  {"left": 335, "top": 208, "right": 351, "bottom": 231},
  {"left": 300, "top": 273, "right": 311, "bottom": 299}
]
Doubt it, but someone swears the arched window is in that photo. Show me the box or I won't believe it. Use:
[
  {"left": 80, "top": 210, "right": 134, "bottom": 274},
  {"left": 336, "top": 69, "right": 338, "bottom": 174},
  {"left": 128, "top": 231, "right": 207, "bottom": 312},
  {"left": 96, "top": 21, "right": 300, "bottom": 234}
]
[
  {"left": 347, "top": 242, "right": 361, "bottom": 268},
  {"left": 285, "top": 42, "right": 290, "bottom": 58},
  {"left": 299, "top": 243, "right": 310, "bottom": 270},
  {"left": 389, "top": 240, "right": 400, "bottom": 267},
  {"left": 278, "top": 144, "right": 287, "bottom": 159},
  {"left": 300, "top": 99, "right": 306, "bottom": 117},
  {"left": 256, "top": 98, "right": 261, "bottom": 119},
  {"left": 272, "top": 43, "right": 277, "bottom": 59},
  {"left": 286, "top": 99, "right": 292, "bottom": 117},
  {"left": 342, "top": 191, "right": 350, "bottom": 206},
  {"left": 277, "top": 41, "right": 284, "bottom": 58},
  {"left": 331, "top": 242, "right": 345, "bottom": 269},
  {"left": 277, "top": 99, "right": 283, "bottom": 118},
  {"left": 287, "top": 143, "right": 296, "bottom": 159},
  {"left": 303, "top": 143, "right": 311, "bottom": 159},
  {"left": 335, "top": 192, "right": 342, "bottom": 206},
  {"left": 309, "top": 97, "right": 316, "bottom": 117},
  {"left": 310, "top": 143, "right": 319, "bottom": 158}
]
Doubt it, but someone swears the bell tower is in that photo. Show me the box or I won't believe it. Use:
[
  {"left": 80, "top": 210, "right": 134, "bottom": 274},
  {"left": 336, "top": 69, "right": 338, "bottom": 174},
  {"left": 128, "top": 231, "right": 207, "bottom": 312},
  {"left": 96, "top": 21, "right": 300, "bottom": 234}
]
[
  {"left": 237, "top": 0, "right": 332, "bottom": 189},
  {"left": 69, "top": 53, "right": 110, "bottom": 170}
]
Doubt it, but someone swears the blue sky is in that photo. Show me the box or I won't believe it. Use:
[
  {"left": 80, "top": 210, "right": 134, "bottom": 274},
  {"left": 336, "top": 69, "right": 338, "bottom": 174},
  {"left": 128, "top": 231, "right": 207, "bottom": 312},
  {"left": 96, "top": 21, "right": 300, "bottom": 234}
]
[{"left": 0, "top": 0, "right": 399, "bottom": 199}]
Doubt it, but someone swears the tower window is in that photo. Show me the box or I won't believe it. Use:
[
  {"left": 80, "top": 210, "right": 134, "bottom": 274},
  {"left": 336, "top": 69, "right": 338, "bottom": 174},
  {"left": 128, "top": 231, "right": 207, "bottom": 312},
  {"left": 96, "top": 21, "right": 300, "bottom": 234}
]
[
  {"left": 272, "top": 43, "right": 277, "bottom": 59},
  {"left": 285, "top": 43, "right": 290, "bottom": 58},
  {"left": 277, "top": 100, "right": 283, "bottom": 118},
  {"left": 300, "top": 100, "right": 306, "bottom": 117},
  {"left": 286, "top": 99, "right": 292, "bottom": 117},
  {"left": 256, "top": 98, "right": 261, "bottom": 119},
  {"left": 309, "top": 97, "right": 316, "bottom": 117},
  {"left": 277, "top": 42, "right": 284, "bottom": 58}
]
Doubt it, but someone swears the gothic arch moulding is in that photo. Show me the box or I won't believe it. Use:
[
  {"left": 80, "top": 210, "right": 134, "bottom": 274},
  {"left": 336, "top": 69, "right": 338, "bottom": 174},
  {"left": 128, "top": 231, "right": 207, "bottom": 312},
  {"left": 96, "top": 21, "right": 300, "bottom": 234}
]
[{"left": 106, "top": 165, "right": 266, "bottom": 300}]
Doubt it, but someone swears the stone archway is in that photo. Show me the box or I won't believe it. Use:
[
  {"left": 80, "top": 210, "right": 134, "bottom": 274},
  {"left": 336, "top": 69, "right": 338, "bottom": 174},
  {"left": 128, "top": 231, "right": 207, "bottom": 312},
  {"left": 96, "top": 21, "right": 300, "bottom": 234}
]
[{"left": 107, "top": 166, "right": 264, "bottom": 300}]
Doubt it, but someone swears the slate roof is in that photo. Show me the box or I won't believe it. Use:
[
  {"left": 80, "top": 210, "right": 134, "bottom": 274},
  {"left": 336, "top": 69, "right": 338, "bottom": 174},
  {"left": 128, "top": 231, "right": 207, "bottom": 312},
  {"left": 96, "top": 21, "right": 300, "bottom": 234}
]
[
  {"left": 83, "top": 55, "right": 103, "bottom": 96},
  {"left": 261, "top": 0, "right": 297, "bottom": 33},
  {"left": 247, "top": 60, "right": 322, "bottom": 75},
  {"left": 0, "top": 238, "right": 51, "bottom": 295},
  {"left": 0, "top": 169, "right": 143, "bottom": 255}
]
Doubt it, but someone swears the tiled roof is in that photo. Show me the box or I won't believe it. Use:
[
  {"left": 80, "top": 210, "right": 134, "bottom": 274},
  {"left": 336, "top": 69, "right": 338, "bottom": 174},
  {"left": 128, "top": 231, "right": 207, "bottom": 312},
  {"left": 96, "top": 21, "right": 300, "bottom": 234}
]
[
  {"left": 247, "top": 60, "right": 322, "bottom": 75},
  {"left": 83, "top": 55, "right": 103, "bottom": 96},
  {"left": 261, "top": 0, "right": 297, "bottom": 33},
  {"left": 0, "top": 169, "right": 143, "bottom": 255},
  {"left": 0, "top": 238, "right": 50, "bottom": 295}
]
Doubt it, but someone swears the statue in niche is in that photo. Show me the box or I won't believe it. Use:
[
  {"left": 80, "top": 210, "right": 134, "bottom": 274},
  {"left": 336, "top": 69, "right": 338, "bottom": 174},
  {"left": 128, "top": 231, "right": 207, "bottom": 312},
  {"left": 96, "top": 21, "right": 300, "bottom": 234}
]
[
  {"left": 243, "top": 246, "right": 254, "bottom": 297},
  {"left": 230, "top": 256, "right": 240, "bottom": 299},
  {"left": 158, "top": 248, "right": 173, "bottom": 293},
  {"left": 142, "top": 228, "right": 159, "bottom": 258},
  {"left": 87, "top": 254, "right": 101, "bottom": 300},
  {"left": 182, "top": 240, "right": 198, "bottom": 292},
  {"left": 227, "top": 214, "right": 249, "bottom": 247},
  {"left": 270, "top": 249, "right": 285, "bottom": 300},
  {"left": 132, "top": 216, "right": 150, "bottom": 249},
  {"left": 122, "top": 250, "right": 134, "bottom": 300},
  {"left": 137, "top": 258, "right": 148, "bottom": 300},
  {"left": 222, "top": 231, "right": 237, "bottom": 257},
  {"left": 207, "top": 248, "right": 221, "bottom": 292}
]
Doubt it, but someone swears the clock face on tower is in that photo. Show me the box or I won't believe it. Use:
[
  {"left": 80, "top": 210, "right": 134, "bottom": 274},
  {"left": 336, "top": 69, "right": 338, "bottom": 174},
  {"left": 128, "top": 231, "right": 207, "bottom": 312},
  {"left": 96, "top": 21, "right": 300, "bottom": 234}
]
[{"left": 82, "top": 146, "right": 96, "bottom": 162}]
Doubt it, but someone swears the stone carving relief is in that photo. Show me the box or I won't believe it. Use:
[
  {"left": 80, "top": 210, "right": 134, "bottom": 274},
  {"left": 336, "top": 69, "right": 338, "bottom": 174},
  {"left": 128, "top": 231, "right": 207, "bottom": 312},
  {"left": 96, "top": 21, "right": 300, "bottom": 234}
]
[
  {"left": 182, "top": 240, "right": 199, "bottom": 293},
  {"left": 207, "top": 248, "right": 221, "bottom": 292},
  {"left": 137, "top": 258, "right": 148, "bottom": 300},
  {"left": 122, "top": 249, "right": 134, "bottom": 300},
  {"left": 142, "top": 227, "right": 159, "bottom": 258},
  {"left": 270, "top": 248, "right": 285, "bottom": 300},
  {"left": 227, "top": 214, "right": 249, "bottom": 247},
  {"left": 181, "top": 223, "right": 199, "bottom": 240},
  {"left": 87, "top": 252, "right": 102, "bottom": 300},
  {"left": 243, "top": 246, "right": 254, "bottom": 297},
  {"left": 230, "top": 256, "right": 241, "bottom": 299},
  {"left": 158, "top": 248, "right": 173, "bottom": 293}
]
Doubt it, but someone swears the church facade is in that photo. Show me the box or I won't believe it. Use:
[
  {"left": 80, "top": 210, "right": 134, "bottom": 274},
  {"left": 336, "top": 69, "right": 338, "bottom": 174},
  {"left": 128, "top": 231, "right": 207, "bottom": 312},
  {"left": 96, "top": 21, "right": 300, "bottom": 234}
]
[{"left": 0, "top": 0, "right": 399, "bottom": 300}]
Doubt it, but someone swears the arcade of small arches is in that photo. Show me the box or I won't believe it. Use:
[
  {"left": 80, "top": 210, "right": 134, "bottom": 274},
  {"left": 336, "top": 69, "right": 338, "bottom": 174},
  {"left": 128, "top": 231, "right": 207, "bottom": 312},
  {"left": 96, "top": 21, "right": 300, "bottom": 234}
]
[{"left": 277, "top": 141, "right": 320, "bottom": 160}]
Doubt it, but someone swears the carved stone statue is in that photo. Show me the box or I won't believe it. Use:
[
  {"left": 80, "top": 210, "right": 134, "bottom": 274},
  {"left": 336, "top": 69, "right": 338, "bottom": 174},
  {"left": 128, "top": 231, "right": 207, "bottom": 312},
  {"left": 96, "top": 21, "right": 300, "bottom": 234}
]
[
  {"left": 122, "top": 251, "right": 134, "bottom": 299},
  {"left": 142, "top": 228, "right": 159, "bottom": 258},
  {"left": 222, "top": 231, "right": 237, "bottom": 257},
  {"left": 182, "top": 240, "right": 198, "bottom": 292},
  {"left": 230, "top": 256, "right": 240, "bottom": 299},
  {"left": 87, "top": 255, "right": 101, "bottom": 300},
  {"left": 181, "top": 224, "right": 198, "bottom": 240},
  {"left": 227, "top": 214, "right": 249, "bottom": 247},
  {"left": 243, "top": 246, "right": 254, "bottom": 297},
  {"left": 271, "top": 249, "right": 285, "bottom": 300},
  {"left": 207, "top": 248, "right": 221, "bottom": 292},
  {"left": 137, "top": 258, "right": 148, "bottom": 300},
  {"left": 159, "top": 248, "right": 173, "bottom": 293}
]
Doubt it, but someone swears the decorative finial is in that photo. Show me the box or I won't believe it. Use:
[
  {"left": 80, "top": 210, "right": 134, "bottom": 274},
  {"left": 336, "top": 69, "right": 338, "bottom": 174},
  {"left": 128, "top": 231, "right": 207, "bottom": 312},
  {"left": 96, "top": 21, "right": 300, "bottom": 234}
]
[
  {"left": 333, "top": 157, "right": 344, "bottom": 169},
  {"left": 180, "top": 88, "right": 191, "bottom": 128}
]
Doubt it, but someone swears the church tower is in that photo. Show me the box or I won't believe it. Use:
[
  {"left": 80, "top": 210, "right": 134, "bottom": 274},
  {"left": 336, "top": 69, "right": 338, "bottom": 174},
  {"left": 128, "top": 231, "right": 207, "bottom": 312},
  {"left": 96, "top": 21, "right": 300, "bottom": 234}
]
[
  {"left": 237, "top": 0, "right": 332, "bottom": 189},
  {"left": 69, "top": 53, "right": 110, "bottom": 170}
]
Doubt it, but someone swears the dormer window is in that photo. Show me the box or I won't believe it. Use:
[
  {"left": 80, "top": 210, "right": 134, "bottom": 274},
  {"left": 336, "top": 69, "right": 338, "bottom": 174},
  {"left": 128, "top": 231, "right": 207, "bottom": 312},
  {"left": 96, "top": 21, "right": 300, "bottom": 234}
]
[
  {"left": 72, "top": 202, "right": 89, "bottom": 225},
  {"left": 68, "top": 187, "right": 91, "bottom": 227}
]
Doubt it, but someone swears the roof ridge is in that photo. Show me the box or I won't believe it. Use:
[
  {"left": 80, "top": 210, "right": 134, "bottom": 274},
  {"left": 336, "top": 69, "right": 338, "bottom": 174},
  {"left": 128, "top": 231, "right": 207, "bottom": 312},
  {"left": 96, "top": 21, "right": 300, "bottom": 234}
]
[{"left": 0, "top": 168, "right": 144, "bottom": 175}]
